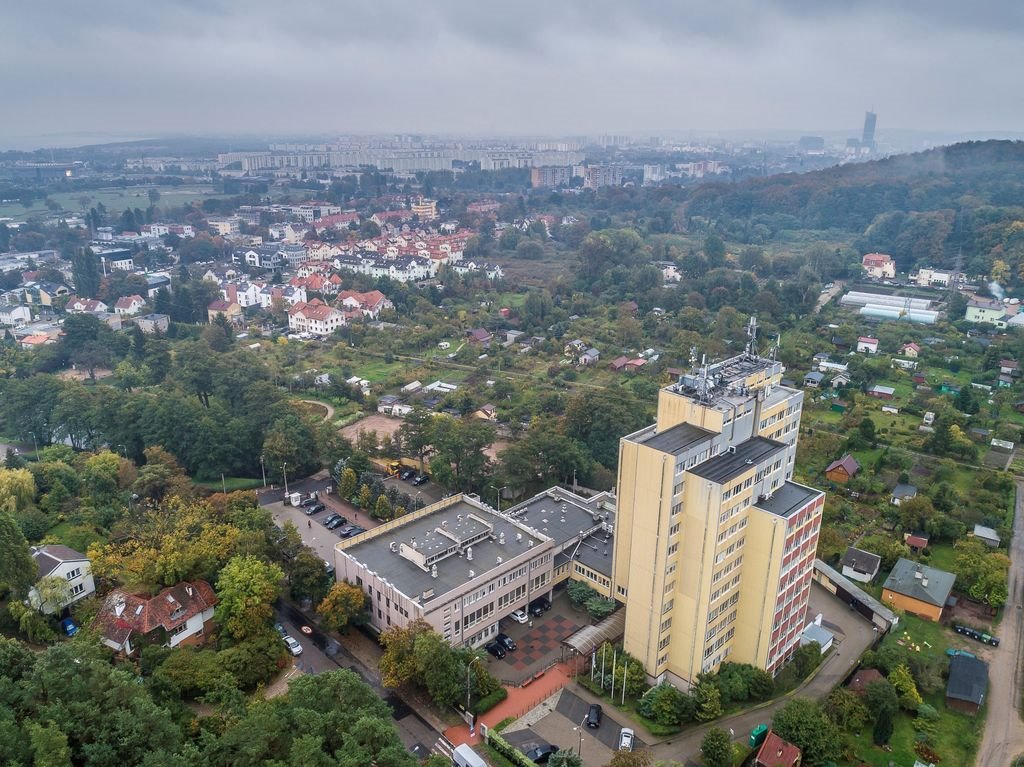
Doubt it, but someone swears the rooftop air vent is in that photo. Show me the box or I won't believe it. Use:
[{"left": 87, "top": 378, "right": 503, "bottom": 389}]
[
  {"left": 389, "top": 541, "right": 397, "bottom": 552},
  {"left": 431, "top": 564, "right": 438, "bottom": 578}
]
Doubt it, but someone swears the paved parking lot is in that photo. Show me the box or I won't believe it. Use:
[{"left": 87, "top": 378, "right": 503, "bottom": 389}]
[{"left": 381, "top": 473, "right": 445, "bottom": 506}]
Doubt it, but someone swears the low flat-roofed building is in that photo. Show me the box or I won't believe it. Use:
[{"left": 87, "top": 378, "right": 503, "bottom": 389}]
[{"left": 336, "top": 495, "right": 559, "bottom": 648}]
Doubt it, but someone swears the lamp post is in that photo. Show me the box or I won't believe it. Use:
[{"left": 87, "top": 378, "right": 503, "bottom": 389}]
[
  {"left": 574, "top": 715, "right": 586, "bottom": 757},
  {"left": 466, "top": 655, "right": 483, "bottom": 731},
  {"left": 489, "top": 485, "right": 508, "bottom": 513},
  {"left": 29, "top": 430, "right": 38, "bottom": 457},
  {"left": 282, "top": 462, "right": 289, "bottom": 496},
  {"left": 260, "top": 454, "right": 267, "bottom": 488}
]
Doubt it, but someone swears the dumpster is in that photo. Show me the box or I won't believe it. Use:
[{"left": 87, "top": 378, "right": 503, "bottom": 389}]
[{"left": 749, "top": 724, "right": 768, "bottom": 748}]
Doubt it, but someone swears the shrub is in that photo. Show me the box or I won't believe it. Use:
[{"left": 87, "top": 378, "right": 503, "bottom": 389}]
[
  {"left": 486, "top": 731, "right": 536, "bottom": 767},
  {"left": 472, "top": 687, "right": 508, "bottom": 715}
]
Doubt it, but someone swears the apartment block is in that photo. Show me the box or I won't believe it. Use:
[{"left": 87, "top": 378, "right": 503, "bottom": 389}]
[
  {"left": 531, "top": 166, "right": 573, "bottom": 189},
  {"left": 613, "top": 320, "right": 823, "bottom": 687}
]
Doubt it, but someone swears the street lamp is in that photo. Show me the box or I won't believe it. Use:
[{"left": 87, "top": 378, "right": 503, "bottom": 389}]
[
  {"left": 29, "top": 431, "right": 38, "bottom": 457},
  {"left": 259, "top": 454, "right": 267, "bottom": 488},
  {"left": 282, "top": 462, "right": 289, "bottom": 496},
  {"left": 489, "top": 485, "right": 508, "bottom": 514},
  {"left": 466, "top": 655, "right": 483, "bottom": 729},
  {"left": 574, "top": 715, "right": 586, "bottom": 757}
]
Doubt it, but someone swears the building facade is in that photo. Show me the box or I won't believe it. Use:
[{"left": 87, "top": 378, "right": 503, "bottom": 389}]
[{"left": 612, "top": 321, "right": 824, "bottom": 686}]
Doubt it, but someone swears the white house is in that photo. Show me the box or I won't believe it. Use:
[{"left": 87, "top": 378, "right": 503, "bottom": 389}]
[
  {"left": 28, "top": 545, "right": 95, "bottom": 614},
  {"left": 862, "top": 253, "right": 896, "bottom": 279},
  {"left": 94, "top": 581, "right": 217, "bottom": 656},
  {"left": 114, "top": 294, "right": 146, "bottom": 316},
  {"left": 839, "top": 547, "right": 882, "bottom": 584},
  {"left": 856, "top": 336, "right": 879, "bottom": 354},
  {"left": 288, "top": 299, "right": 344, "bottom": 337},
  {"left": 0, "top": 305, "right": 32, "bottom": 327}
]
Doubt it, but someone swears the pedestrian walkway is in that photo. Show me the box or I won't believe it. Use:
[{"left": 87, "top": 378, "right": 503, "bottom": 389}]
[{"left": 444, "top": 662, "right": 575, "bottom": 748}]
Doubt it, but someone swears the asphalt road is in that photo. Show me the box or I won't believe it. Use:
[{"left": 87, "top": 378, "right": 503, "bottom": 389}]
[
  {"left": 274, "top": 602, "right": 439, "bottom": 756},
  {"left": 975, "top": 480, "right": 1024, "bottom": 767}
]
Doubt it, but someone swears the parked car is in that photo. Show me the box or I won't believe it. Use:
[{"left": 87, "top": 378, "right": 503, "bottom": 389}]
[
  {"left": 524, "top": 744, "right": 559, "bottom": 764},
  {"left": 327, "top": 515, "right": 349, "bottom": 530},
  {"left": 283, "top": 635, "right": 303, "bottom": 656},
  {"left": 586, "top": 703, "right": 603, "bottom": 728},
  {"left": 340, "top": 525, "right": 366, "bottom": 538},
  {"left": 509, "top": 608, "right": 529, "bottom": 624},
  {"left": 495, "top": 633, "right": 517, "bottom": 651},
  {"left": 484, "top": 641, "right": 506, "bottom": 659},
  {"left": 308, "top": 502, "right": 326, "bottom": 514},
  {"left": 274, "top": 622, "right": 287, "bottom": 637},
  {"left": 618, "top": 728, "right": 634, "bottom": 751},
  {"left": 300, "top": 496, "right": 318, "bottom": 508},
  {"left": 529, "top": 597, "right": 551, "bottom": 616},
  {"left": 336, "top": 524, "right": 356, "bottom": 536},
  {"left": 412, "top": 474, "right": 429, "bottom": 486},
  {"left": 324, "top": 560, "right": 335, "bottom": 577},
  {"left": 400, "top": 468, "right": 416, "bottom": 481},
  {"left": 60, "top": 618, "right": 78, "bottom": 637},
  {"left": 323, "top": 512, "right": 341, "bottom": 525}
]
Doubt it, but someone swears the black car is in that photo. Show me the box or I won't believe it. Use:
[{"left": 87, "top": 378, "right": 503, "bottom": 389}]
[
  {"left": 325, "top": 515, "right": 348, "bottom": 530},
  {"left": 495, "top": 632, "right": 517, "bottom": 652},
  {"left": 524, "top": 744, "right": 559, "bottom": 764},
  {"left": 309, "top": 502, "right": 326, "bottom": 514},
  {"left": 529, "top": 597, "right": 551, "bottom": 617},
  {"left": 586, "top": 703, "right": 602, "bottom": 728},
  {"left": 322, "top": 512, "right": 341, "bottom": 525},
  {"left": 412, "top": 474, "right": 429, "bottom": 486},
  {"left": 300, "top": 496, "right": 318, "bottom": 508},
  {"left": 341, "top": 525, "right": 366, "bottom": 538},
  {"left": 399, "top": 468, "right": 416, "bottom": 481},
  {"left": 484, "top": 641, "right": 506, "bottom": 659}
]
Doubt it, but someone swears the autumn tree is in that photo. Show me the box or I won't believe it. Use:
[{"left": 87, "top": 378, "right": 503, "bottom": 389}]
[
  {"left": 317, "top": 581, "right": 367, "bottom": 633},
  {"left": 379, "top": 619, "right": 432, "bottom": 688},
  {"left": 214, "top": 555, "right": 283, "bottom": 642}
]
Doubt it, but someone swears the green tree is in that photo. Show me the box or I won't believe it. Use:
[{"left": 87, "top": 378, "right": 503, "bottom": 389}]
[
  {"left": 398, "top": 406, "right": 435, "bottom": 472},
  {"left": 771, "top": 698, "right": 842, "bottom": 766},
  {"left": 358, "top": 484, "right": 373, "bottom": 509},
  {"left": 214, "top": 555, "right": 284, "bottom": 641},
  {"left": 379, "top": 620, "right": 431, "bottom": 688},
  {"left": 700, "top": 727, "right": 734, "bottom": 767},
  {"left": 872, "top": 708, "right": 894, "bottom": 746},
  {"left": 864, "top": 679, "right": 899, "bottom": 719},
  {"left": 0, "top": 504, "right": 36, "bottom": 596},
  {"left": 317, "top": 581, "right": 367, "bottom": 633},
  {"left": 0, "top": 467, "right": 37, "bottom": 511},
  {"left": 289, "top": 549, "right": 333, "bottom": 603},
  {"left": 823, "top": 687, "right": 869, "bottom": 730},
  {"left": 429, "top": 417, "right": 495, "bottom": 492},
  {"left": 888, "top": 663, "right": 923, "bottom": 710},
  {"left": 413, "top": 631, "right": 462, "bottom": 707},
  {"left": 374, "top": 494, "right": 393, "bottom": 520},
  {"left": 71, "top": 247, "right": 102, "bottom": 298},
  {"left": 793, "top": 641, "right": 822, "bottom": 678},
  {"left": 694, "top": 680, "right": 722, "bottom": 722},
  {"left": 339, "top": 467, "right": 357, "bottom": 499}
]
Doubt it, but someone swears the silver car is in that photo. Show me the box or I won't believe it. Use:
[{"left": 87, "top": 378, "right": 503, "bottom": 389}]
[
  {"left": 618, "top": 728, "right": 634, "bottom": 751},
  {"left": 283, "top": 635, "right": 303, "bottom": 656}
]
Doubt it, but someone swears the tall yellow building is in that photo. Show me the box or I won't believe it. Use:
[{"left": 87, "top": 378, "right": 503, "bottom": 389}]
[{"left": 613, "top": 321, "right": 824, "bottom": 687}]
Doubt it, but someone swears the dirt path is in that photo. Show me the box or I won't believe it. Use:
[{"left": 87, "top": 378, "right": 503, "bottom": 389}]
[
  {"left": 299, "top": 399, "right": 335, "bottom": 421},
  {"left": 975, "top": 480, "right": 1024, "bottom": 767},
  {"left": 815, "top": 280, "right": 844, "bottom": 313}
]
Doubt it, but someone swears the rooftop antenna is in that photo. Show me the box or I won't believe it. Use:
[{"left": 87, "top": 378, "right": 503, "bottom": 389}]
[
  {"left": 696, "top": 354, "right": 714, "bottom": 403},
  {"left": 745, "top": 315, "right": 759, "bottom": 359}
]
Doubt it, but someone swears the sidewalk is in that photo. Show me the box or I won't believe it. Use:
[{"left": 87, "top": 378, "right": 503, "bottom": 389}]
[{"left": 444, "top": 662, "right": 574, "bottom": 748}]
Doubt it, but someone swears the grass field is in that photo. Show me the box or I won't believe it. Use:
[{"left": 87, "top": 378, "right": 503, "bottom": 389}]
[
  {"left": 0, "top": 185, "right": 225, "bottom": 220},
  {"left": 194, "top": 476, "right": 264, "bottom": 492}
]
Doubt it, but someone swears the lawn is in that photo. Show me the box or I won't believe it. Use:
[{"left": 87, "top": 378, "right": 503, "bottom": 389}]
[
  {"left": 0, "top": 185, "right": 226, "bottom": 220},
  {"left": 194, "top": 476, "right": 264, "bottom": 492},
  {"left": 925, "top": 543, "right": 958, "bottom": 573},
  {"left": 44, "top": 520, "right": 107, "bottom": 551}
]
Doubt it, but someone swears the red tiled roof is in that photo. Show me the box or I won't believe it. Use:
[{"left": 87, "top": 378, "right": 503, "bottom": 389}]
[
  {"left": 115, "top": 294, "right": 145, "bottom": 309},
  {"left": 755, "top": 730, "right": 801, "bottom": 767},
  {"left": 826, "top": 454, "right": 860, "bottom": 476},
  {"left": 847, "top": 667, "right": 884, "bottom": 694},
  {"left": 94, "top": 581, "right": 216, "bottom": 645}
]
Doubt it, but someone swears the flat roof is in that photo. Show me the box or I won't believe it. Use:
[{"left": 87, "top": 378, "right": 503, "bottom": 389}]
[
  {"left": 630, "top": 422, "right": 714, "bottom": 455},
  {"left": 754, "top": 480, "right": 823, "bottom": 518},
  {"left": 690, "top": 437, "right": 786, "bottom": 484},
  {"left": 341, "top": 499, "right": 551, "bottom": 599},
  {"left": 505, "top": 487, "right": 615, "bottom": 548}
]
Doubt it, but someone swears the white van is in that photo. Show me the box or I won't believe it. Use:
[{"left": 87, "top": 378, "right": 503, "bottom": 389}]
[{"left": 452, "top": 744, "right": 486, "bottom": 767}]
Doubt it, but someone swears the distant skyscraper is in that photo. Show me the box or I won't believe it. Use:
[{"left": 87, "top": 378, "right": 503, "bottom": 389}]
[{"left": 862, "top": 111, "right": 877, "bottom": 150}]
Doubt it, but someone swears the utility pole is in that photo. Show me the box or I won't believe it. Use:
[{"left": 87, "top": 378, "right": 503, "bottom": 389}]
[
  {"left": 260, "top": 454, "right": 267, "bottom": 488},
  {"left": 282, "top": 462, "right": 289, "bottom": 496}
]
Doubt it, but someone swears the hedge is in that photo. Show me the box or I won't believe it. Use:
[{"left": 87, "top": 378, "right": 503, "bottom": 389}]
[
  {"left": 472, "top": 687, "right": 508, "bottom": 715},
  {"left": 486, "top": 730, "right": 535, "bottom": 767}
]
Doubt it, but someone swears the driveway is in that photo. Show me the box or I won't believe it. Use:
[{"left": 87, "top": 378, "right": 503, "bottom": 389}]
[
  {"left": 274, "top": 602, "right": 440, "bottom": 756},
  {"left": 814, "top": 280, "right": 844, "bottom": 313},
  {"left": 975, "top": 480, "right": 1024, "bottom": 767}
]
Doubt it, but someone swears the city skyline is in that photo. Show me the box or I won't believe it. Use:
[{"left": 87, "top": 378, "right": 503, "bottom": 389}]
[{"left": 2, "top": 1, "right": 1023, "bottom": 147}]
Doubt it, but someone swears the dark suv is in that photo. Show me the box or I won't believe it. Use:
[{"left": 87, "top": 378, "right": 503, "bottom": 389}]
[
  {"left": 586, "top": 703, "right": 603, "bottom": 728},
  {"left": 495, "top": 632, "right": 517, "bottom": 651},
  {"left": 529, "top": 597, "right": 551, "bottom": 617}
]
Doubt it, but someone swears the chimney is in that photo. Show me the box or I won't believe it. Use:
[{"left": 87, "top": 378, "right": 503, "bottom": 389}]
[
  {"left": 922, "top": 577, "right": 929, "bottom": 587},
  {"left": 431, "top": 564, "right": 438, "bottom": 579},
  {"left": 466, "top": 546, "right": 473, "bottom": 561}
]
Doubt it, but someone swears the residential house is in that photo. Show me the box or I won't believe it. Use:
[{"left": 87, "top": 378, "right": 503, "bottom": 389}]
[
  {"left": 825, "top": 455, "right": 860, "bottom": 483},
  {"left": 890, "top": 484, "right": 918, "bottom": 505},
  {"left": 831, "top": 371, "right": 852, "bottom": 389},
  {"left": 912, "top": 267, "right": 955, "bottom": 287},
  {"left": 28, "top": 545, "right": 95, "bottom": 614},
  {"left": 0, "top": 305, "right": 32, "bottom": 327},
  {"left": 891, "top": 358, "right": 918, "bottom": 371},
  {"left": 94, "top": 581, "right": 217, "bottom": 656},
  {"left": 65, "top": 296, "right": 109, "bottom": 314},
  {"left": 856, "top": 336, "right": 879, "bottom": 354},
  {"left": 881, "top": 558, "right": 956, "bottom": 622},
  {"left": 23, "top": 281, "right": 69, "bottom": 306},
  {"left": 288, "top": 299, "right": 344, "bottom": 337},
  {"left": 20, "top": 333, "right": 58, "bottom": 350},
  {"left": 207, "top": 299, "right": 243, "bottom": 324},
  {"left": 867, "top": 385, "right": 895, "bottom": 400},
  {"left": 840, "top": 547, "right": 882, "bottom": 584},
  {"left": 803, "top": 371, "right": 825, "bottom": 388},
  {"left": 753, "top": 730, "right": 801, "bottom": 767},
  {"left": 579, "top": 347, "right": 600, "bottom": 366},
  {"left": 609, "top": 356, "right": 629, "bottom": 372},
  {"left": 624, "top": 358, "right": 647, "bottom": 372},
  {"left": 903, "top": 531, "right": 929, "bottom": 553},
  {"left": 900, "top": 342, "right": 921, "bottom": 358},
  {"left": 972, "top": 524, "right": 1001, "bottom": 548},
  {"left": 965, "top": 298, "right": 1010, "bottom": 328},
  {"left": 337, "top": 289, "right": 393, "bottom": 319},
  {"left": 134, "top": 313, "right": 170, "bottom": 334},
  {"left": 474, "top": 404, "right": 498, "bottom": 422},
  {"left": 945, "top": 655, "right": 988, "bottom": 715},
  {"left": 467, "top": 328, "right": 492, "bottom": 345},
  {"left": 114, "top": 294, "right": 146, "bottom": 316},
  {"left": 861, "top": 252, "right": 896, "bottom": 279},
  {"left": 144, "top": 273, "right": 172, "bottom": 299}
]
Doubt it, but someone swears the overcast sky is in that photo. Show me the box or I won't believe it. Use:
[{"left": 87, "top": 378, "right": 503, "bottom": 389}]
[{"left": 2, "top": 0, "right": 1023, "bottom": 148}]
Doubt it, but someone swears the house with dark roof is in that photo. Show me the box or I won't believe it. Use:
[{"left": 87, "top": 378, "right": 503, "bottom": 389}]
[
  {"left": 882, "top": 558, "right": 956, "bottom": 622},
  {"left": 840, "top": 546, "right": 882, "bottom": 584},
  {"left": 94, "top": 581, "right": 217, "bottom": 656},
  {"left": 803, "top": 371, "right": 825, "bottom": 388},
  {"left": 946, "top": 654, "right": 988, "bottom": 715},
  {"left": 890, "top": 483, "right": 918, "bottom": 506},
  {"left": 825, "top": 454, "right": 860, "bottom": 484},
  {"left": 754, "top": 730, "right": 801, "bottom": 767},
  {"left": 28, "top": 545, "right": 95, "bottom": 614},
  {"left": 467, "top": 328, "right": 492, "bottom": 345},
  {"left": 847, "top": 667, "right": 885, "bottom": 695}
]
